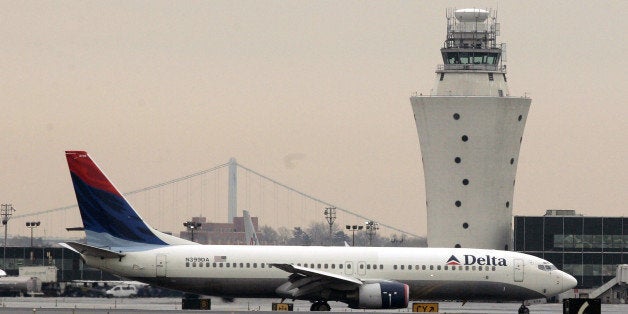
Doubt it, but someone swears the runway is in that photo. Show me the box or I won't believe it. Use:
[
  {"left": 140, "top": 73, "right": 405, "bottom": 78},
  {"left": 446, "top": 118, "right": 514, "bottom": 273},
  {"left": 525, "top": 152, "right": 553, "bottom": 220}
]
[{"left": 0, "top": 297, "right": 626, "bottom": 313}]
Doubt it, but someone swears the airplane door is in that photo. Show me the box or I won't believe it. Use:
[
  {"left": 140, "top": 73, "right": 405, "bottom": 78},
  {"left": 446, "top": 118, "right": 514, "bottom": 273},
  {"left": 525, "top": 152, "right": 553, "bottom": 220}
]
[
  {"left": 156, "top": 254, "right": 167, "bottom": 277},
  {"left": 357, "top": 261, "right": 366, "bottom": 276},
  {"left": 345, "top": 261, "right": 353, "bottom": 275},
  {"left": 513, "top": 259, "right": 524, "bottom": 282}
]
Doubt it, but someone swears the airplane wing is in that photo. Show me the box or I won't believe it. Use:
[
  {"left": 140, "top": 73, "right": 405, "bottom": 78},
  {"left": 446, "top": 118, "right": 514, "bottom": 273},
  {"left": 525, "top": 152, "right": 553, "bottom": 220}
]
[
  {"left": 270, "top": 263, "right": 362, "bottom": 299},
  {"left": 60, "top": 242, "right": 126, "bottom": 259}
]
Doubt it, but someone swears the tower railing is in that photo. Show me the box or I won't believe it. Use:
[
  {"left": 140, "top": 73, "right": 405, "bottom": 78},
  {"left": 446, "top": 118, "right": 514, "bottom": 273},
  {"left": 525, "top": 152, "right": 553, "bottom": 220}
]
[{"left": 436, "top": 64, "right": 506, "bottom": 72}]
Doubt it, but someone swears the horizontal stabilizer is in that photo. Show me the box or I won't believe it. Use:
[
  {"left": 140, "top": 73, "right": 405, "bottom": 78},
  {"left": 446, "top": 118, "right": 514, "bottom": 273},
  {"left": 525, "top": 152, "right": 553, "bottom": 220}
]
[{"left": 60, "top": 242, "right": 125, "bottom": 259}]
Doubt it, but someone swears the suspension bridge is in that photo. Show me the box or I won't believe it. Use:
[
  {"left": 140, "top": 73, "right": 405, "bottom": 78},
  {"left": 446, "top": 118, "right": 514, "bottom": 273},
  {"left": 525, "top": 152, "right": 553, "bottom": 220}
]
[{"left": 12, "top": 159, "right": 419, "bottom": 240}]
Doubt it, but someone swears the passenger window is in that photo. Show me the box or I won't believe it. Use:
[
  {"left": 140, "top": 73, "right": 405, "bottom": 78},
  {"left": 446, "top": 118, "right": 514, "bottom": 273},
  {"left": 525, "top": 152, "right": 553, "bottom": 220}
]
[
  {"left": 193, "top": 262, "right": 197, "bottom": 267},
  {"left": 422, "top": 265, "right": 426, "bottom": 270},
  {"left": 186, "top": 262, "right": 190, "bottom": 267},
  {"left": 408, "top": 265, "right": 412, "bottom": 270},
  {"left": 360, "top": 264, "right": 364, "bottom": 269},
  {"left": 444, "top": 266, "right": 448, "bottom": 270},
  {"left": 199, "top": 262, "right": 203, "bottom": 267},
  {"left": 261, "top": 263, "right": 265, "bottom": 268},
  {"left": 206, "top": 262, "right": 209, "bottom": 267},
  {"left": 430, "top": 265, "right": 434, "bottom": 270},
  {"left": 246, "top": 263, "right": 250, "bottom": 268},
  {"left": 401, "top": 265, "right": 405, "bottom": 270},
  {"left": 366, "top": 264, "right": 371, "bottom": 270},
  {"left": 331, "top": 264, "right": 335, "bottom": 269},
  {"left": 339, "top": 264, "right": 343, "bottom": 269},
  {"left": 226, "top": 263, "right": 230, "bottom": 268},
  {"left": 379, "top": 265, "right": 383, "bottom": 270},
  {"left": 253, "top": 263, "right": 257, "bottom": 268},
  {"left": 393, "top": 265, "right": 398, "bottom": 270},
  {"left": 324, "top": 264, "right": 328, "bottom": 269},
  {"left": 239, "top": 263, "right": 243, "bottom": 268},
  {"left": 213, "top": 262, "right": 216, "bottom": 267},
  {"left": 232, "top": 263, "right": 236, "bottom": 268}
]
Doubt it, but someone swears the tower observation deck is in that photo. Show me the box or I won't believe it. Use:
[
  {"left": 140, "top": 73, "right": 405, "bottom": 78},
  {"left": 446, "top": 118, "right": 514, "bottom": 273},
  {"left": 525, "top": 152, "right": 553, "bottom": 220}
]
[{"left": 410, "top": 9, "right": 531, "bottom": 250}]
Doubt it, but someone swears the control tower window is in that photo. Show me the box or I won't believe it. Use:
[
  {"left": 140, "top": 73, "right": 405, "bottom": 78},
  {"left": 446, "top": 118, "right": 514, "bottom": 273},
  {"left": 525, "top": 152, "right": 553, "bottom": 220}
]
[{"left": 444, "top": 52, "right": 499, "bottom": 65}]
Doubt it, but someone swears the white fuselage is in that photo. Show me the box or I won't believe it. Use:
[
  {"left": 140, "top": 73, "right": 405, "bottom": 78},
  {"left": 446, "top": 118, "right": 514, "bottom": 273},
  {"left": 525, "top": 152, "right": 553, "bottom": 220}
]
[{"left": 84, "top": 245, "right": 573, "bottom": 302}]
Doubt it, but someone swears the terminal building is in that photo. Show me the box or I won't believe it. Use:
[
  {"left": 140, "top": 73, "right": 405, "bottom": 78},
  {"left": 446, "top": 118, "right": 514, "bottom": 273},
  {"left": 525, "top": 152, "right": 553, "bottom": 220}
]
[
  {"left": 410, "top": 8, "right": 531, "bottom": 250},
  {"left": 514, "top": 210, "right": 627, "bottom": 302}
]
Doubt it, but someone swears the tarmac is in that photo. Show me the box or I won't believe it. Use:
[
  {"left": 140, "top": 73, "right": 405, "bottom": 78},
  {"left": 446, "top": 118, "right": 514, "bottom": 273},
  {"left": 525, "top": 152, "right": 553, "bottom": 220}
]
[{"left": 0, "top": 297, "right": 626, "bottom": 313}]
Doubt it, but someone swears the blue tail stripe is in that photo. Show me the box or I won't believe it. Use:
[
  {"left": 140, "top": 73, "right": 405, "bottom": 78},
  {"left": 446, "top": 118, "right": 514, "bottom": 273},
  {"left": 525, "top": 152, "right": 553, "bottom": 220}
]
[{"left": 71, "top": 172, "right": 167, "bottom": 246}]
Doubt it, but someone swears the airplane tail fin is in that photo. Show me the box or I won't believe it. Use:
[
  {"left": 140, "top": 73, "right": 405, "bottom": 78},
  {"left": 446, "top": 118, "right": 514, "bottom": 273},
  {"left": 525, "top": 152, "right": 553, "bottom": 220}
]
[
  {"left": 243, "top": 210, "right": 259, "bottom": 245},
  {"left": 65, "top": 151, "right": 195, "bottom": 248}
]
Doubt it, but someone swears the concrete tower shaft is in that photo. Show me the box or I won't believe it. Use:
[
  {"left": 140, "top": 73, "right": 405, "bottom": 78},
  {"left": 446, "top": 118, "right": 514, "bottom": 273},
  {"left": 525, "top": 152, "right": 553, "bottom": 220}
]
[{"left": 410, "top": 9, "right": 531, "bottom": 250}]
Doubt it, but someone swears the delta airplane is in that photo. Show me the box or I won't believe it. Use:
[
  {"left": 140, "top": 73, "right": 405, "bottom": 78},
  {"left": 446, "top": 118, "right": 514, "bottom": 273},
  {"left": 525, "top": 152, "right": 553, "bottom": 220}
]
[{"left": 61, "top": 151, "right": 576, "bottom": 312}]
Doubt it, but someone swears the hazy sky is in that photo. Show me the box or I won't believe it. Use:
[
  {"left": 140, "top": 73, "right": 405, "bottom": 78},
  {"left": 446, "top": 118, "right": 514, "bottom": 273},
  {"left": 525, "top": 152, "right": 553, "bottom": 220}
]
[{"left": 1, "top": 1, "right": 626, "bottom": 238}]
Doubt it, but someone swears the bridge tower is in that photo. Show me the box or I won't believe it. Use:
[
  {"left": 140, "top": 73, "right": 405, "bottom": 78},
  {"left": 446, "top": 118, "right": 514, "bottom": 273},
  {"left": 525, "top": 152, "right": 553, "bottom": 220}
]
[{"left": 410, "top": 9, "right": 531, "bottom": 250}]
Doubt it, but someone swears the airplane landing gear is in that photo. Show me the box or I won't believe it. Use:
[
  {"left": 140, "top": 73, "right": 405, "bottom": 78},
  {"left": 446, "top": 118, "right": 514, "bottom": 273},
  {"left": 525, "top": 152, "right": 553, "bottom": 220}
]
[
  {"left": 518, "top": 303, "right": 530, "bottom": 314},
  {"left": 310, "top": 301, "right": 331, "bottom": 311}
]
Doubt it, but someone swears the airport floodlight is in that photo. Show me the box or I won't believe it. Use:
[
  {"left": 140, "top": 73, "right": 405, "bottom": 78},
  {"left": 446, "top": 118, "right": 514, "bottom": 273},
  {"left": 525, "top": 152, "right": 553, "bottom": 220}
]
[
  {"left": 365, "top": 221, "right": 379, "bottom": 246},
  {"left": 345, "top": 225, "right": 363, "bottom": 246},
  {"left": 26, "top": 221, "right": 41, "bottom": 247},
  {"left": 183, "top": 221, "right": 202, "bottom": 242}
]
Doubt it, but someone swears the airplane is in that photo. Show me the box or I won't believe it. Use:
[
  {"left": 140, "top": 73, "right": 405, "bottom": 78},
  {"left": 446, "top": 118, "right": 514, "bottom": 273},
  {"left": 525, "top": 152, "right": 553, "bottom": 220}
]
[
  {"left": 60, "top": 151, "right": 577, "bottom": 312},
  {"left": 243, "top": 210, "right": 260, "bottom": 245}
]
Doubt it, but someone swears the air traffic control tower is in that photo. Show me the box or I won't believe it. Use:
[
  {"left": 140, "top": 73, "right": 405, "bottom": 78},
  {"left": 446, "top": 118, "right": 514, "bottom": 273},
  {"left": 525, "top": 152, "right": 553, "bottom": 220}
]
[{"left": 410, "top": 9, "right": 531, "bottom": 250}]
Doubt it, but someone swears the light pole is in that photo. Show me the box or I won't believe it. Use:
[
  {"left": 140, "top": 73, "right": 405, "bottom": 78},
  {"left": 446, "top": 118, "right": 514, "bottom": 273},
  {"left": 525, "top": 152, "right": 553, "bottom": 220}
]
[
  {"left": 1, "top": 204, "right": 15, "bottom": 269},
  {"left": 26, "top": 222, "right": 41, "bottom": 247},
  {"left": 345, "top": 225, "right": 363, "bottom": 246},
  {"left": 365, "top": 221, "right": 379, "bottom": 246},
  {"left": 183, "top": 221, "right": 202, "bottom": 242},
  {"left": 324, "top": 207, "right": 336, "bottom": 246}
]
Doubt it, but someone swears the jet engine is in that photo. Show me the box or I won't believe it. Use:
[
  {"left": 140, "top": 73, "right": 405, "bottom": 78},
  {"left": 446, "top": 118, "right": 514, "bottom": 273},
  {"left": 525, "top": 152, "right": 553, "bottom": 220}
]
[{"left": 347, "top": 282, "right": 409, "bottom": 309}]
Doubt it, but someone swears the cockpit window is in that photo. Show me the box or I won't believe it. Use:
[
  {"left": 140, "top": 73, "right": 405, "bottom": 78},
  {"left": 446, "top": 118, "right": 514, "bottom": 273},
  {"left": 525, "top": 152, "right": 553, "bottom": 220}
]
[{"left": 538, "top": 264, "right": 557, "bottom": 271}]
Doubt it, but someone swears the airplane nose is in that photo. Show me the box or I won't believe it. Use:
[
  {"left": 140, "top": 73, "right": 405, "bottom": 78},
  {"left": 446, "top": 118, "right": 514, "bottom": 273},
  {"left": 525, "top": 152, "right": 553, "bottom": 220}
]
[{"left": 563, "top": 272, "right": 578, "bottom": 290}]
